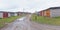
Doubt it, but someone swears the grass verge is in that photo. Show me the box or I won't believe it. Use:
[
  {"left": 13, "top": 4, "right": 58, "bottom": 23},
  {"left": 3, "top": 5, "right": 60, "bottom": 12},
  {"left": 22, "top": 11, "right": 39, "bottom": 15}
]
[
  {"left": 31, "top": 14, "right": 60, "bottom": 26},
  {"left": 0, "top": 16, "right": 21, "bottom": 28}
]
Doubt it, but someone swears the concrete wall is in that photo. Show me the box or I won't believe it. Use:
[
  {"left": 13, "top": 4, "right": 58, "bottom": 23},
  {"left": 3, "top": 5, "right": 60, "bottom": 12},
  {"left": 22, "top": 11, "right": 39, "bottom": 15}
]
[
  {"left": 0, "top": 13, "right": 3, "bottom": 18},
  {"left": 10, "top": 13, "right": 15, "bottom": 16},
  {"left": 8, "top": 13, "right": 14, "bottom": 17},
  {"left": 7, "top": 13, "right": 17, "bottom": 17},
  {"left": 50, "top": 9, "right": 60, "bottom": 17},
  {"left": 43, "top": 10, "right": 46, "bottom": 16},
  {"left": 8, "top": 13, "right": 11, "bottom": 17},
  {"left": 14, "top": 13, "right": 17, "bottom": 16}
]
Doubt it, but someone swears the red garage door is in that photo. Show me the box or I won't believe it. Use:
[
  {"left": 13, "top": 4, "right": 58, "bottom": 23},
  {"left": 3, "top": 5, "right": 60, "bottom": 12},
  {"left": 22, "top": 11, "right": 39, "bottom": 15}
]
[
  {"left": 40, "top": 11, "right": 42, "bottom": 16},
  {"left": 3, "top": 12, "right": 8, "bottom": 18},
  {"left": 46, "top": 10, "right": 50, "bottom": 17}
]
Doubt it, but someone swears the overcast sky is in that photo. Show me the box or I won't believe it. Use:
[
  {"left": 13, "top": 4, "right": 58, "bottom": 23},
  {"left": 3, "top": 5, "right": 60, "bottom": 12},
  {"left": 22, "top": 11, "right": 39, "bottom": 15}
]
[{"left": 0, "top": 0, "right": 60, "bottom": 13}]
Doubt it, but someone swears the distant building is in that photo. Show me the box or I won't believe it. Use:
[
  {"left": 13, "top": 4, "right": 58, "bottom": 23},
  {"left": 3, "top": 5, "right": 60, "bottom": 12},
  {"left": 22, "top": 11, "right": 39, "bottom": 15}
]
[
  {"left": 17, "top": 12, "right": 31, "bottom": 16},
  {"left": 8, "top": 12, "right": 18, "bottom": 17},
  {"left": 17, "top": 12, "right": 23, "bottom": 16},
  {"left": 38, "top": 7, "right": 60, "bottom": 17},
  {"left": 0, "top": 11, "right": 18, "bottom": 18},
  {"left": 0, "top": 11, "right": 8, "bottom": 18}
]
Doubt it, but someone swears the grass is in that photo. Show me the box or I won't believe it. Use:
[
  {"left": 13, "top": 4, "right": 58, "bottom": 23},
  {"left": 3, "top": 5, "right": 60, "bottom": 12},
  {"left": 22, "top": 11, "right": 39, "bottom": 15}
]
[
  {"left": 31, "top": 14, "right": 60, "bottom": 26},
  {"left": 0, "top": 16, "right": 21, "bottom": 28}
]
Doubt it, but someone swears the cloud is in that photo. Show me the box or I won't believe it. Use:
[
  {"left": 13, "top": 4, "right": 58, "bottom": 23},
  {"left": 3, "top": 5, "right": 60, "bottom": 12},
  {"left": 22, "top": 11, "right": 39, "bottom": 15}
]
[{"left": 0, "top": 0, "right": 60, "bottom": 13}]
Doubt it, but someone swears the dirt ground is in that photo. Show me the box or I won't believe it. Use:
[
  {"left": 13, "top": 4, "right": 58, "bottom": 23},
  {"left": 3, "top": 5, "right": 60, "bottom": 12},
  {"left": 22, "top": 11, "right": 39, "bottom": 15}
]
[{"left": 1, "top": 15, "right": 60, "bottom": 30}]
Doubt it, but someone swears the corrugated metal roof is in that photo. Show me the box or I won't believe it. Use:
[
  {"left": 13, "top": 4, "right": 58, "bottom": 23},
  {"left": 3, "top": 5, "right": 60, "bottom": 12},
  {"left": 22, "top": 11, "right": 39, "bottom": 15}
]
[
  {"left": 0, "top": 11, "right": 8, "bottom": 13},
  {"left": 49, "top": 7, "right": 60, "bottom": 9},
  {"left": 0, "top": 11, "right": 17, "bottom": 13}
]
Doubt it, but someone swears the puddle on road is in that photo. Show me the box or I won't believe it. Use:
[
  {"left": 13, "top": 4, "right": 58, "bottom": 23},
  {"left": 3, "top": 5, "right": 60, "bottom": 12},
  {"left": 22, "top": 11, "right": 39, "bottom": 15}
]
[
  {"left": 1, "top": 16, "right": 32, "bottom": 30},
  {"left": 13, "top": 17, "right": 31, "bottom": 30},
  {"left": 14, "top": 17, "right": 26, "bottom": 22},
  {"left": 17, "top": 17, "right": 26, "bottom": 21}
]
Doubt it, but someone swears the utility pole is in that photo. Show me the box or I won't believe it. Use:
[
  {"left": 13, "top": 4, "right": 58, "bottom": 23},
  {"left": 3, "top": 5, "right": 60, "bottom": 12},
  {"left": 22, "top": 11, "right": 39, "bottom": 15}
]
[{"left": 23, "top": 8, "right": 25, "bottom": 16}]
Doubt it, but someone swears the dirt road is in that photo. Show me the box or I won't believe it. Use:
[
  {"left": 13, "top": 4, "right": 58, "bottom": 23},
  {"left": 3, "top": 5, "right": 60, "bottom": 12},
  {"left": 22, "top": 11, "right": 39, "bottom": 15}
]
[{"left": 1, "top": 15, "right": 60, "bottom": 30}]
